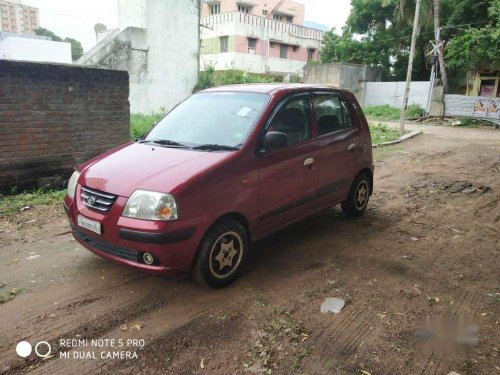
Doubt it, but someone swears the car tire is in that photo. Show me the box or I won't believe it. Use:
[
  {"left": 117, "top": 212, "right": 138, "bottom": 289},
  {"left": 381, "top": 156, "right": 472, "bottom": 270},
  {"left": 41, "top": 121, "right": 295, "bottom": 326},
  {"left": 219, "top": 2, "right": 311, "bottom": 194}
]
[
  {"left": 341, "top": 173, "right": 371, "bottom": 217},
  {"left": 193, "top": 219, "right": 248, "bottom": 288}
]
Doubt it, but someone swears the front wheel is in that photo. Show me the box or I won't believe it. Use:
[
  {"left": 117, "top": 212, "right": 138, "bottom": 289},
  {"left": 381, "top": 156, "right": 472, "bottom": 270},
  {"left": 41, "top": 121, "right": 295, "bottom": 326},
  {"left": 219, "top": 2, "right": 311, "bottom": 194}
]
[
  {"left": 341, "top": 173, "right": 371, "bottom": 217},
  {"left": 192, "top": 219, "right": 248, "bottom": 288}
]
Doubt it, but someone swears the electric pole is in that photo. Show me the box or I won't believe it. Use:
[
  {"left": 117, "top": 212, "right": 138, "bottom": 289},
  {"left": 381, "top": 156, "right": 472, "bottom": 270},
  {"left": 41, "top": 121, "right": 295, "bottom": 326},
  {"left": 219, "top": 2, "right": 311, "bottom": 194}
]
[{"left": 399, "top": 0, "right": 421, "bottom": 135}]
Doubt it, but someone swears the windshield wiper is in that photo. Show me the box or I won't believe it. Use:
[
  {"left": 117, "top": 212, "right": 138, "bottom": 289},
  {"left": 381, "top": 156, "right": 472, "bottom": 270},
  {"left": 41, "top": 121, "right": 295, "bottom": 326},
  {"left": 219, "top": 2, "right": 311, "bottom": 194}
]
[
  {"left": 138, "top": 139, "right": 187, "bottom": 148},
  {"left": 191, "top": 144, "right": 240, "bottom": 151}
]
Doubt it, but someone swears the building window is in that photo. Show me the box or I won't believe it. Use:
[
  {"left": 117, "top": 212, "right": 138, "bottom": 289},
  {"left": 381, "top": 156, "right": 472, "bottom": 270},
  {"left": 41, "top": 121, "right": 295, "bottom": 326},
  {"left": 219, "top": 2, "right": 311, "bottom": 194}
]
[
  {"left": 285, "top": 16, "right": 293, "bottom": 23},
  {"left": 262, "top": 10, "right": 268, "bottom": 16},
  {"left": 210, "top": 4, "right": 220, "bottom": 15},
  {"left": 308, "top": 48, "right": 316, "bottom": 61},
  {"left": 280, "top": 44, "right": 288, "bottom": 59},
  {"left": 220, "top": 36, "right": 229, "bottom": 53},
  {"left": 248, "top": 37, "right": 257, "bottom": 54},
  {"left": 238, "top": 5, "right": 250, "bottom": 14},
  {"left": 273, "top": 14, "right": 282, "bottom": 21}
]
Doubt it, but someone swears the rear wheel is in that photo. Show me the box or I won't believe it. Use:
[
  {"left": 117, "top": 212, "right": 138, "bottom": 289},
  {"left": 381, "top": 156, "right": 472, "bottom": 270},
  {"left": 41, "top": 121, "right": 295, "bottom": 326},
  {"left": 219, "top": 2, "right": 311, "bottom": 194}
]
[
  {"left": 193, "top": 219, "right": 248, "bottom": 288},
  {"left": 341, "top": 173, "right": 371, "bottom": 217}
]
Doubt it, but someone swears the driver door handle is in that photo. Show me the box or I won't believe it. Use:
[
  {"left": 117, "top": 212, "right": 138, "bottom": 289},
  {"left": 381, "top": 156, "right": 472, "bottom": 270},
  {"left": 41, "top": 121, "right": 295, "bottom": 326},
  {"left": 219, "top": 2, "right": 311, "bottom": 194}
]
[{"left": 347, "top": 143, "right": 356, "bottom": 151}]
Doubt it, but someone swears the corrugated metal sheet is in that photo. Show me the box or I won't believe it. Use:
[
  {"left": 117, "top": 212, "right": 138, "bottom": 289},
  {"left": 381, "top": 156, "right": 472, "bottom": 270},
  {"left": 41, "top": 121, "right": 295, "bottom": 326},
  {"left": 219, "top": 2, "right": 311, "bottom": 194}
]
[{"left": 444, "top": 94, "right": 500, "bottom": 124}]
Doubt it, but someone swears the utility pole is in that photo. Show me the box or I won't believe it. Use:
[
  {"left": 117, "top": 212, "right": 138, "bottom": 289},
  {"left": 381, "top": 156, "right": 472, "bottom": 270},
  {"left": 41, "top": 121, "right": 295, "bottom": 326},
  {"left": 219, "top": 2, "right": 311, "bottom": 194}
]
[
  {"left": 425, "top": 27, "right": 444, "bottom": 115},
  {"left": 399, "top": 0, "right": 421, "bottom": 135}
]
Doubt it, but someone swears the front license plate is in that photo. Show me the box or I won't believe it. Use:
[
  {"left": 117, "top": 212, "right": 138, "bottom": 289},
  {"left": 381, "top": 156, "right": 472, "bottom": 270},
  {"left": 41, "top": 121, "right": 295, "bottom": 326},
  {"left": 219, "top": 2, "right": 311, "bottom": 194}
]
[{"left": 78, "top": 215, "right": 101, "bottom": 235}]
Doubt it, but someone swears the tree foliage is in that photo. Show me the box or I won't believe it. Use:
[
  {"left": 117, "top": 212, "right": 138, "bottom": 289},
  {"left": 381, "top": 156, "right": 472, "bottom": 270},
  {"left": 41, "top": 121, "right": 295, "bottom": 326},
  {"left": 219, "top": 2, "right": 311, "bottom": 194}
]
[
  {"left": 320, "top": 0, "right": 497, "bottom": 91},
  {"left": 446, "top": 0, "right": 500, "bottom": 77},
  {"left": 35, "top": 27, "right": 84, "bottom": 61}
]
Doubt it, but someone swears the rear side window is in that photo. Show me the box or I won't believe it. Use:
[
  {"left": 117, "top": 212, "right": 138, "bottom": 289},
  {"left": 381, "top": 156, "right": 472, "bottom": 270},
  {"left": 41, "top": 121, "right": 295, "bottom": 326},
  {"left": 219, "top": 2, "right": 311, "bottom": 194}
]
[{"left": 313, "top": 94, "right": 352, "bottom": 135}]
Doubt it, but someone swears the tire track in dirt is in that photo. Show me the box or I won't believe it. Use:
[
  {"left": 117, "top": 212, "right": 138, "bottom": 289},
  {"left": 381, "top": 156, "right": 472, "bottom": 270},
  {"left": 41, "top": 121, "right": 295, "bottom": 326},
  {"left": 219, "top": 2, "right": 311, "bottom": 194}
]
[{"left": 415, "top": 289, "right": 482, "bottom": 375}]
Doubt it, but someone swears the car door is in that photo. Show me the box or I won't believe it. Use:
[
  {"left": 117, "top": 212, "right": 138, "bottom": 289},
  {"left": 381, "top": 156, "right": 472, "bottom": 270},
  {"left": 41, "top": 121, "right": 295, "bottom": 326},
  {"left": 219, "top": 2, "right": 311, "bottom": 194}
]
[
  {"left": 312, "top": 91, "right": 361, "bottom": 204},
  {"left": 257, "top": 93, "right": 320, "bottom": 233}
]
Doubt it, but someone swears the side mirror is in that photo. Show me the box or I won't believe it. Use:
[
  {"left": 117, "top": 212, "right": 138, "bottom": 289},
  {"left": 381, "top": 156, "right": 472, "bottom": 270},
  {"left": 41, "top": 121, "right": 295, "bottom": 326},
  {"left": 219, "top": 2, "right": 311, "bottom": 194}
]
[{"left": 264, "top": 131, "right": 288, "bottom": 151}]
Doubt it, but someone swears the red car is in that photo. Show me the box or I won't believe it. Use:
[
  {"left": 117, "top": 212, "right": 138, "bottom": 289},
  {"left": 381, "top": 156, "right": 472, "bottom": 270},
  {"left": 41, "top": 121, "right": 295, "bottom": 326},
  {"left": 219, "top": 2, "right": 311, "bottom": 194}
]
[{"left": 64, "top": 84, "right": 373, "bottom": 287}]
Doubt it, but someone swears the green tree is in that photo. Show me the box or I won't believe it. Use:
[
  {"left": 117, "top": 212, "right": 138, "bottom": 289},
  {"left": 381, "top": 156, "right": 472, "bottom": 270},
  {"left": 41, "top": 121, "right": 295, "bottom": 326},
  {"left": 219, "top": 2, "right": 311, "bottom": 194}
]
[
  {"left": 63, "top": 37, "right": 84, "bottom": 61},
  {"left": 34, "top": 27, "right": 62, "bottom": 42},
  {"left": 390, "top": 0, "right": 450, "bottom": 91},
  {"left": 34, "top": 28, "right": 84, "bottom": 61},
  {"left": 319, "top": 0, "right": 495, "bottom": 91},
  {"left": 446, "top": 0, "right": 500, "bottom": 81},
  {"left": 321, "top": 0, "right": 427, "bottom": 81}
]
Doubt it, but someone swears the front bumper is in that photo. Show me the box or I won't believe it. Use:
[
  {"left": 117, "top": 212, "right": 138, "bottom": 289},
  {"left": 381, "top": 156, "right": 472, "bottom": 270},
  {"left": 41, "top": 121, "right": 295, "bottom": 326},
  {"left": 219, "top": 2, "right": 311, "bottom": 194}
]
[{"left": 64, "top": 190, "right": 210, "bottom": 276}]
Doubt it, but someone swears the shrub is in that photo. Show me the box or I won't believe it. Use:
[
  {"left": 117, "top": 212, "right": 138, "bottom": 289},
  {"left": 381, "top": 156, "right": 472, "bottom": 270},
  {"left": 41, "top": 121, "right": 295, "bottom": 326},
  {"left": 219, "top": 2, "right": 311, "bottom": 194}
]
[
  {"left": 194, "top": 67, "right": 281, "bottom": 91},
  {"left": 130, "top": 112, "right": 165, "bottom": 140},
  {"left": 194, "top": 66, "right": 215, "bottom": 92},
  {"left": 363, "top": 105, "right": 400, "bottom": 119},
  {"left": 406, "top": 104, "right": 425, "bottom": 119},
  {"left": 369, "top": 123, "right": 401, "bottom": 144},
  {"left": 364, "top": 104, "right": 425, "bottom": 120}
]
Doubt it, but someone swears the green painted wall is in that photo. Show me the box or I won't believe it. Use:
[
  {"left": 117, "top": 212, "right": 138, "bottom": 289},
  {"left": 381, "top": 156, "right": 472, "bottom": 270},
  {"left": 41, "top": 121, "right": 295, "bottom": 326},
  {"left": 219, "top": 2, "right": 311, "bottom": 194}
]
[{"left": 200, "top": 36, "right": 235, "bottom": 54}]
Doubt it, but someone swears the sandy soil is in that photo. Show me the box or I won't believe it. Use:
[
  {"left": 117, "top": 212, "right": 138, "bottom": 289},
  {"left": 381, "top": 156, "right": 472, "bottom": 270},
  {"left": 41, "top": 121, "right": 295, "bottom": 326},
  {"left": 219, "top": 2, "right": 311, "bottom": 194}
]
[{"left": 1, "top": 127, "right": 499, "bottom": 375}]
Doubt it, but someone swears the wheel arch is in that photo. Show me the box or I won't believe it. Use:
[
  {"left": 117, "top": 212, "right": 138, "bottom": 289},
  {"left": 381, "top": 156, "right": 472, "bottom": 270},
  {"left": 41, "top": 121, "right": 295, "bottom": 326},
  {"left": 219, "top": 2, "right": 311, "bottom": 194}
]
[
  {"left": 191, "top": 211, "right": 251, "bottom": 269},
  {"left": 357, "top": 167, "right": 374, "bottom": 195},
  {"left": 212, "top": 212, "right": 251, "bottom": 238}
]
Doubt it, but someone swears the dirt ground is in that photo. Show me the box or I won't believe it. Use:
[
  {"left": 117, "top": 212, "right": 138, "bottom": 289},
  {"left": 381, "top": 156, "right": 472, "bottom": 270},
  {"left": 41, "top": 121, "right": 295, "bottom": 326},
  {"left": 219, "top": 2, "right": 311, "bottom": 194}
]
[{"left": 1, "top": 126, "right": 499, "bottom": 375}]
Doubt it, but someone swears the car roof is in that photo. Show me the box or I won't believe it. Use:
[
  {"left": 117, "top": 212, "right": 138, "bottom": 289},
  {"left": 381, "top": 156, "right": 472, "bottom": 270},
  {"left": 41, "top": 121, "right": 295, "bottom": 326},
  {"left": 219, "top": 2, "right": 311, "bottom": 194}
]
[{"left": 201, "top": 83, "right": 342, "bottom": 94}]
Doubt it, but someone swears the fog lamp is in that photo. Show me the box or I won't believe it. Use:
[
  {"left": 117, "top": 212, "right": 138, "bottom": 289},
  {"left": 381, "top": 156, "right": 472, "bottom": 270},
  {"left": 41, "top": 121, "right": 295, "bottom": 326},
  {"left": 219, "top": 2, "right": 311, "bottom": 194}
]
[{"left": 142, "top": 252, "right": 155, "bottom": 265}]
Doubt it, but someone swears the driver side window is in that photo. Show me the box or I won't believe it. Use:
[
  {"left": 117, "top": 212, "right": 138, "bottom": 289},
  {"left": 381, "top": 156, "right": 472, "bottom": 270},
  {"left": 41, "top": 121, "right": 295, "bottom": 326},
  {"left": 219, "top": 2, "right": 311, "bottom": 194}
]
[{"left": 268, "top": 96, "right": 311, "bottom": 146}]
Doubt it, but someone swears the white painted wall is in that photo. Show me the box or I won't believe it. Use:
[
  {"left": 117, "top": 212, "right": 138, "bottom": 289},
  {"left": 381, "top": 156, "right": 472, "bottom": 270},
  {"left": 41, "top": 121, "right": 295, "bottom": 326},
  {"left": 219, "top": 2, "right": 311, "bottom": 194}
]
[
  {"left": 0, "top": 36, "right": 72, "bottom": 63},
  {"left": 116, "top": 0, "right": 199, "bottom": 113},
  {"left": 201, "top": 52, "right": 306, "bottom": 76},
  {"left": 118, "top": 0, "right": 147, "bottom": 29},
  {"left": 364, "top": 81, "right": 431, "bottom": 109}
]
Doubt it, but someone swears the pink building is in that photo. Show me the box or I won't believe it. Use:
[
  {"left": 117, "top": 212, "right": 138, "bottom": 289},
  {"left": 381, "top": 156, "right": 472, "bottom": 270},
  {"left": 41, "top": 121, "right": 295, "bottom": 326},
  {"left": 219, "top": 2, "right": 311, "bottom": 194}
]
[
  {"left": 200, "top": 0, "right": 323, "bottom": 78},
  {"left": 202, "top": 0, "right": 306, "bottom": 25}
]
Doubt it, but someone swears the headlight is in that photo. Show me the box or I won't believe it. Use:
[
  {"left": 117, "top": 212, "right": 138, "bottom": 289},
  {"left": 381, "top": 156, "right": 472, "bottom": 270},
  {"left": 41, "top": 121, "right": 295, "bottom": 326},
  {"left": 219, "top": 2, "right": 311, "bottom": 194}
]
[
  {"left": 67, "top": 171, "right": 80, "bottom": 200},
  {"left": 122, "top": 190, "right": 178, "bottom": 221}
]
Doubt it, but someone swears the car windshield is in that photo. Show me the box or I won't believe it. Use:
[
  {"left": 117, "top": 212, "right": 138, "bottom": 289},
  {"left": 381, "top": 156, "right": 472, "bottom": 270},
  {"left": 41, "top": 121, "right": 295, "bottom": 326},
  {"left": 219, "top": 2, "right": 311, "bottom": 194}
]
[{"left": 145, "top": 92, "right": 270, "bottom": 149}]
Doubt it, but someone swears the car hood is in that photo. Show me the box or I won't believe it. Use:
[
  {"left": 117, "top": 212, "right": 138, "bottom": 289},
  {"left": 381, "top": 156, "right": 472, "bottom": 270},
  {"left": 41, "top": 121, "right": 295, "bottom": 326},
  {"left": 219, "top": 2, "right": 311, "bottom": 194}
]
[{"left": 79, "top": 143, "right": 233, "bottom": 197}]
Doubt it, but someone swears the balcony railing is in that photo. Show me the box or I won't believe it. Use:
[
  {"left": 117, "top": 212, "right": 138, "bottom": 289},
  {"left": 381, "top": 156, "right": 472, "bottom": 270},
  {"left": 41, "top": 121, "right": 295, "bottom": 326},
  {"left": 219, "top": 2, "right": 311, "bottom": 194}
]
[{"left": 201, "top": 12, "right": 324, "bottom": 41}]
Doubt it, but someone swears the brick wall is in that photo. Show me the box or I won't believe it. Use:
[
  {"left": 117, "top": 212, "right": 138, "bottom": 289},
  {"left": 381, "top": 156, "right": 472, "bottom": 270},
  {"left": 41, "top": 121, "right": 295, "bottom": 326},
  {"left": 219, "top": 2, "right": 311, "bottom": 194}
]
[{"left": 0, "top": 60, "right": 130, "bottom": 192}]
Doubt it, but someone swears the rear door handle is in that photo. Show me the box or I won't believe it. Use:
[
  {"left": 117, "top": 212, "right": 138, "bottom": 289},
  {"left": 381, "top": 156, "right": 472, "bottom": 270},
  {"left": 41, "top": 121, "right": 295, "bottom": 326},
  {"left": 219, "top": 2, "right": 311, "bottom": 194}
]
[
  {"left": 347, "top": 143, "right": 356, "bottom": 151},
  {"left": 304, "top": 157, "right": 314, "bottom": 168}
]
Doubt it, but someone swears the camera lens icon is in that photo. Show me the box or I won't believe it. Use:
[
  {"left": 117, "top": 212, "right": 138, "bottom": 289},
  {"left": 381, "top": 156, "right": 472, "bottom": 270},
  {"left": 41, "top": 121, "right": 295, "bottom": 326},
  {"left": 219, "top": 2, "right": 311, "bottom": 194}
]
[
  {"left": 16, "top": 341, "right": 52, "bottom": 358},
  {"left": 16, "top": 341, "right": 32, "bottom": 358}
]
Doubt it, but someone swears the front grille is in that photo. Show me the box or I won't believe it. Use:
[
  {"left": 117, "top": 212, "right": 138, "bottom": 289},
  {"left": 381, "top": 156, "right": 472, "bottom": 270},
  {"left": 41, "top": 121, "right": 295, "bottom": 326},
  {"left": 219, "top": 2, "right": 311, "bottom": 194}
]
[
  {"left": 81, "top": 186, "right": 117, "bottom": 212},
  {"left": 73, "top": 228, "right": 139, "bottom": 262}
]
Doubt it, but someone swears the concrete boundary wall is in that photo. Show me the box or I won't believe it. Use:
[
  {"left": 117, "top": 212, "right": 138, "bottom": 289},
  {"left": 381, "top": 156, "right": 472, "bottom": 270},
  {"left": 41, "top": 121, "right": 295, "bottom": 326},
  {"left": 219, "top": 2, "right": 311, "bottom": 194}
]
[{"left": 364, "top": 81, "right": 431, "bottom": 109}]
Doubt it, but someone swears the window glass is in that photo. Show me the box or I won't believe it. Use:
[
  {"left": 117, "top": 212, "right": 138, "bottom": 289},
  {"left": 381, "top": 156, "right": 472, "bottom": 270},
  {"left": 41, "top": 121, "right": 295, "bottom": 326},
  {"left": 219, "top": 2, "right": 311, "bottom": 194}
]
[
  {"left": 313, "top": 95, "right": 352, "bottom": 135},
  {"left": 268, "top": 96, "right": 311, "bottom": 146},
  {"left": 280, "top": 44, "right": 288, "bottom": 59},
  {"left": 307, "top": 48, "right": 315, "bottom": 61},
  {"left": 220, "top": 36, "right": 228, "bottom": 53},
  {"left": 210, "top": 4, "right": 220, "bottom": 14},
  {"left": 248, "top": 38, "right": 257, "bottom": 48},
  {"left": 147, "top": 92, "right": 270, "bottom": 148}
]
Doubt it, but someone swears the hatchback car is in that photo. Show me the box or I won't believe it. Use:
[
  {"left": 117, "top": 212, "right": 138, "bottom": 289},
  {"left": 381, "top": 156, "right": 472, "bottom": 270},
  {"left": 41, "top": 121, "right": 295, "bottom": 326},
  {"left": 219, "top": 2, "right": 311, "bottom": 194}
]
[{"left": 64, "top": 84, "right": 373, "bottom": 287}]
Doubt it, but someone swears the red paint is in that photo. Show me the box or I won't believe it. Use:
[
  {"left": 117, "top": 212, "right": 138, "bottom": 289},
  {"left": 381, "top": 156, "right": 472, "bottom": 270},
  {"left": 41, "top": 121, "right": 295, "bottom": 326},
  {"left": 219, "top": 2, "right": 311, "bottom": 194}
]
[{"left": 65, "top": 84, "right": 373, "bottom": 275}]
